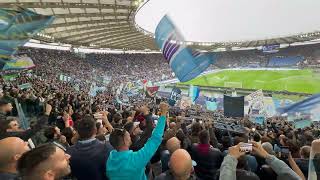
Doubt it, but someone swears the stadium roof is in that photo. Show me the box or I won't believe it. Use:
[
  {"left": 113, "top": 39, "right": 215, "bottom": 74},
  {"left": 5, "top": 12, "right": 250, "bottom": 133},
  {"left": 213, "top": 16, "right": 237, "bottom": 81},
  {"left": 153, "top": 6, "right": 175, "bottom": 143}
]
[
  {"left": 2, "top": 0, "right": 320, "bottom": 51},
  {"left": 0, "top": 0, "right": 158, "bottom": 50}
]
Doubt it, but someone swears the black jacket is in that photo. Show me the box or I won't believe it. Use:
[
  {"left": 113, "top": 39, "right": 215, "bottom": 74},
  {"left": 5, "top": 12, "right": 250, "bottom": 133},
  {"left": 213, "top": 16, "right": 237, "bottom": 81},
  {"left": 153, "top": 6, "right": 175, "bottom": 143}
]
[
  {"left": 0, "top": 115, "right": 49, "bottom": 141},
  {"left": 66, "top": 138, "right": 113, "bottom": 180},
  {"left": 190, "top": 144, "right": 223, "bottom": 180}
]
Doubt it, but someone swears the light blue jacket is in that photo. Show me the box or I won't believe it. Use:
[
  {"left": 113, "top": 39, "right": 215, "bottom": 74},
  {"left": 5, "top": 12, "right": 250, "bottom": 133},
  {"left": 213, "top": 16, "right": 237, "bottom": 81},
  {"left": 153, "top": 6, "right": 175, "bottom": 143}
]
[{"left": 106, "top": 116, "right": 166, "bottom": 180}]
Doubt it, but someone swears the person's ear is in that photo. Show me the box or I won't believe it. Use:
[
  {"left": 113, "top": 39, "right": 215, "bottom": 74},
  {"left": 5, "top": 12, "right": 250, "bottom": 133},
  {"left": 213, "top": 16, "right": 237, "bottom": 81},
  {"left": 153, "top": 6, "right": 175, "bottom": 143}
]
[
  {"left": 43, "top": 170, "right": 55, "bottom": 180},
  {"left": 13, "top": 154, "right": 22, "bottom": 161}
]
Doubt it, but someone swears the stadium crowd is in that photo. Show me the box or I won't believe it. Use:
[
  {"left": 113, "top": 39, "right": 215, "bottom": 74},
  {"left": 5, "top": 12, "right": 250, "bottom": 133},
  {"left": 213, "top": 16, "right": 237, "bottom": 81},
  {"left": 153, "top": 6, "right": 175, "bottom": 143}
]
[{"left": 0, "top": 46, "right": 320, "bottom": 180}]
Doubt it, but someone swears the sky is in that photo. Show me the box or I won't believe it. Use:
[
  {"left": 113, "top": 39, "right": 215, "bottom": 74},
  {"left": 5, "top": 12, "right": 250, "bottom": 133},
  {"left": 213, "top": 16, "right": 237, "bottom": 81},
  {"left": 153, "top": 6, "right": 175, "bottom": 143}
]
[{"left": 135, "top": 0, "right": 320, "bottom": 43}]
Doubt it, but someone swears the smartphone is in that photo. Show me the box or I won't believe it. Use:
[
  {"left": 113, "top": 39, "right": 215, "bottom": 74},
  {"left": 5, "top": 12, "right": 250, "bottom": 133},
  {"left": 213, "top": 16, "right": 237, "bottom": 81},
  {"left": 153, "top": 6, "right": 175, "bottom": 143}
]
[
  {"left": 280, "top": 146, "right": 290, "bottom": 158},
  {"left": 240, "top": 143, "right": 253, "bottom": 152}
]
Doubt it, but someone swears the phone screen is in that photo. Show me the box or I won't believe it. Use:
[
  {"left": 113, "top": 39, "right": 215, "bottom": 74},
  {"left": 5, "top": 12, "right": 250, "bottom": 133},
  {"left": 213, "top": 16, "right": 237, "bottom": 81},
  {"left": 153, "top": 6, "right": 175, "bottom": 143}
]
[{"left": 240, "top": 143, "right": 253, "bottom": 152}]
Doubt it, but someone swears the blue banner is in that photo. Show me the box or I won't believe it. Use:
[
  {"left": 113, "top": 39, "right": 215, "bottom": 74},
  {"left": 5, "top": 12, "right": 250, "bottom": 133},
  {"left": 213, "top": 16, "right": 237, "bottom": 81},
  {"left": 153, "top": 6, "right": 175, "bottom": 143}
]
[
  {"left": 189, "top": 85, "right": 200, "bottom": 103},
  {"left": 155, "top": 15, "right": 215, "bottom": 82}
]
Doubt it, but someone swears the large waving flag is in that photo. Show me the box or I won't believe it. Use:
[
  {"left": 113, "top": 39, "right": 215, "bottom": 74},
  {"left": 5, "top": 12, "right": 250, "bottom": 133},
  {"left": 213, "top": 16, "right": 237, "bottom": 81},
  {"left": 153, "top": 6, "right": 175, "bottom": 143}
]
[
  {"left": 278, "top": 94, "right": 320, "bottom": 115},
  {"left": 0, "top": 7, "right": 54, "bottom": 61},
  {"left": 1, "top": 56, "right": 35, "bottom": 70},
  {"left": 155, "top": 15, "right": 215, "bottom": 82}
]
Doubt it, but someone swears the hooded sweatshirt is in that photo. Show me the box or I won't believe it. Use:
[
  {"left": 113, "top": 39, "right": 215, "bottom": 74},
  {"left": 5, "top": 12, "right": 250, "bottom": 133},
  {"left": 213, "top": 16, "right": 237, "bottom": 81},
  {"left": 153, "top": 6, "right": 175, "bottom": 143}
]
[{"left": 106, "top": 115, "right": 166, "bottom": 180}]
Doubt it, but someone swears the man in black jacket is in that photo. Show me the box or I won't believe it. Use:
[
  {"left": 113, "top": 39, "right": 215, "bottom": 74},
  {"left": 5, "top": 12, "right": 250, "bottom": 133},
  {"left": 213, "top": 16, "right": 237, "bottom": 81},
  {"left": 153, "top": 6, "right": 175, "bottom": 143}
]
[
  {"left": 190, "top": 130, "right": 223, "bottom": 180},
  {"left": 66, "top": 115, "right": 113, "bottom": 180},
  {"left": 0, "top": 104, "right": 52, "bottom": 141}
]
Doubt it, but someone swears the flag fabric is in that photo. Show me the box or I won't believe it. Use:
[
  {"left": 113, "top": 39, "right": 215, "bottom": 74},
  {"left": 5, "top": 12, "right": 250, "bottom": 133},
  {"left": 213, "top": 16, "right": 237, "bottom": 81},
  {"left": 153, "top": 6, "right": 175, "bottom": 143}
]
[
  {"left": 2, "top": 56, "right": 35, "bottom": 70},
  {"left": 146, "top": 86, "right": 159, "bottom": 98},
  {"left": 206, "top": 100, "right": 217, "bottom": 111},
  {"left": 189, "top": 85, "right": 200, "bottom": 103},
  {"left": 155, "top": 15, "right": 215, "bottom": 82},
  {"left": 224, "top": 95, "right": 245, "bottom": 117},
  {"left": 277, "top": 94, "right": 320, "bottom": 114},
  {"left": 180, "top": 96, "right": 192, "bottom": 110},
  {"left": 168, "top": 87, "right": 181, "bottom": 106},
  {"left": 0, "top": 7, "right": 54, "bottom": 62}
]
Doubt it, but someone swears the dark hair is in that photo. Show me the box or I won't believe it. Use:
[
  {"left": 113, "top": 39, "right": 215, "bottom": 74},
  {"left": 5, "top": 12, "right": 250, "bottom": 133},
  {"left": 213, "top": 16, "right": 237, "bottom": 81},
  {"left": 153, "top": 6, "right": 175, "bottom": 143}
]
[
  {"left": 17, "top": 144, "right": 57, "bottom": 178},
  {"left": 191, "top": 122, "right": 202, "bottom": 136},
  {"left": 0, "top": 99, "right": 10, "bottom": 107},
  {"left": 199, "top": 130, "right": 210, "bottom": 144},
  {"left": 62, "top": 127, "right": 74, "bottom": 145},
  {"left": 124, "top": 122, "right": 134, "bottom": 134},
  {"left": 109, "top": 129, "right": 126, "bottom": 149},
  {"left": 44, "top": 126, "right": 56, "bottom": 140},
  {"left": 76, "top": 115, "right": 96, "bottom": 140},
  {"left": 112, "top": 113, "right": 122, "bottom": 124},
  {"left": 253, "top": 133, "right": 261, "bottom": 142},
  {"left": 0, "top": 117, "right": 16, "bottom": 132}
]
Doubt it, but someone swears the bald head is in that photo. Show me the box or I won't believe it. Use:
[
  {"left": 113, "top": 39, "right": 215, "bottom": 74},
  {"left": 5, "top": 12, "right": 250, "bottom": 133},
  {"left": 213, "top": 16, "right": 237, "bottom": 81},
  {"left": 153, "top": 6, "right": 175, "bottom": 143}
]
[
  {"left": 0, "top": 137, "right": 29, "bottom": 170},
  {"left": 170, "top": 149, "right": 192, "bottom": 180},
  {"left": 169, "top": 122, "right": 176, "bottom": 129},
  {"left": 166, "top": 137, "right": 181, "bottom": 154}
]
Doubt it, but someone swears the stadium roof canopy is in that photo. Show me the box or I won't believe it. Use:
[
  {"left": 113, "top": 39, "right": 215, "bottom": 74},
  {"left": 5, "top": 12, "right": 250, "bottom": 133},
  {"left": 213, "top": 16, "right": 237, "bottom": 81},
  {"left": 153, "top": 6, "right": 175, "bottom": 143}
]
[
  {"left": 0, "top": 0, "right": 158, "bottom": 50},
  {"left": 136, "top": 0, "right": 320, "bottom": 51},
  {"left": 2, "top": 0, "right": 320, "bottom": 51}
]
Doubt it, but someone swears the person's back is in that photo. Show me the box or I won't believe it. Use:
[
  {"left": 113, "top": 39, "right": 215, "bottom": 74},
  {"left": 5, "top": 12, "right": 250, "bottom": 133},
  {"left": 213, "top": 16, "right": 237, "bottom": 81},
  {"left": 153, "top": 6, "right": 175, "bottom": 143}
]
[
  {"left": 66, "top": 116, "right": 113, "bottom": 180},
  {"left": 67, "top": 139, "right": 113, "bottom": 180}
]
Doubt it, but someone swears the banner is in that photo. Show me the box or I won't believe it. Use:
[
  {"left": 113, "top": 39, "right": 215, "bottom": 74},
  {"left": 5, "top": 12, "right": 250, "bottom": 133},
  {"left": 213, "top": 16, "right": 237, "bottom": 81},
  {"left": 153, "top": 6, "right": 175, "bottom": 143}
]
[
  {"left": 155, "top": 15, "right": 214, "bottom": 82},
  {"left": 180, "top": 96, "right": 192, "bottom": 110},
  {"left": 224, "top": 95, "right": 244, "bottom": 117},
  {"left": 168, "top": 87, "right": 181, "bottom": 106},
  {"left": 245, "top": 90, "right": 265, "bottom": 115},
  {"left": 2, "top": 56, "right": 35, "bottom": 70},
  {"left": 250, "top": 115, "right": 265, "bottom": 125},
  {"left": 206, "top": 100, "right": 217, "bottom": 111},
  {"left": 263, "top": 97, "right": 276, "bottom": 117},
  {"left": 294, "top": 119, "right": 312, "bottom": 129},
  {"left": 146, "top": 86, "right": 159, "bottom": 98},
  {"left": 18, "top": 83, "right": 32, "bottom": 90},
  {"left": 189, "top": 85, "right": 200, "bottom": 103}
]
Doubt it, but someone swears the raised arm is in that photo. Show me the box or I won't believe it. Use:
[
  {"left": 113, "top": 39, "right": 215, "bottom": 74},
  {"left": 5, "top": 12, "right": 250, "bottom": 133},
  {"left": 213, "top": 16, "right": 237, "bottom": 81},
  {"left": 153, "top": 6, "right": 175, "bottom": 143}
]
[{"left": 132, "top": 103, "right": 169, "bottom": 168}]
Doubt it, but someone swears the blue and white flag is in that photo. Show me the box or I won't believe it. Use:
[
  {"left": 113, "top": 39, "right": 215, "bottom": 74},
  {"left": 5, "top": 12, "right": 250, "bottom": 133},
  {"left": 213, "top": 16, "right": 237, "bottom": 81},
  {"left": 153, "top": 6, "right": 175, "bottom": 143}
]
[
  {"left": 155, "top": 15, "right": 215, "bottom": 82},
  {"left": 277, "top": 94, "right": 320, "bottom": 114},
  {"left": 189, "top": 85, "right": 200, "bottom": 103},
  {"left": 0, "top": 7, "right": 54, "bottom": 61}
]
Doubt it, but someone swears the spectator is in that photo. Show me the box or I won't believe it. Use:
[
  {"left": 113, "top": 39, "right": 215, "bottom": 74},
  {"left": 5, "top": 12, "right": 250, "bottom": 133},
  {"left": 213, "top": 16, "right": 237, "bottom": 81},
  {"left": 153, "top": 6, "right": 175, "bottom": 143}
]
[
  {"left": 0, "top": 99, "right": 13, "bottom": 120},
  {"left": 0, "top": 137, "right": 30, "bottom": 180},
  {"left": 191, "top": 130, "right": 223, "bottom": 179},
  {"left": 156, "top": 149, "right": 198, "bottom": 180},
  {"left": 219, "top": 143, "right": 259, "bottom": 180},
  {"left": 161, "top": 137, "right": 181, "bottom": 172},
  {"left": 66, "top": 115, "right": 113, "bottom": 180},
  {"left": 17, "top": 144, "right": 71, "bottom": 180},
  {"left": 295, "top": 146, "right": 311, "bottom": 178},
  {"left": 106, "top": 103, "right": 168, "bottom": 180},
  {"left": 0, "top": 104, "right": 52, "bottom": 141}
]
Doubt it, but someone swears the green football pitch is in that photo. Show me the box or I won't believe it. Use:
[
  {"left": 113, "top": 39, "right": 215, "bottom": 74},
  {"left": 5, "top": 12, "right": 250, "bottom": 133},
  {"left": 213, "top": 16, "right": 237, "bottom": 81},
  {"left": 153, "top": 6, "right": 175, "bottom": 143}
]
[{"left": 181, "top": 69, "right": 320, "bottom": 94}]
